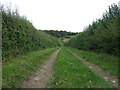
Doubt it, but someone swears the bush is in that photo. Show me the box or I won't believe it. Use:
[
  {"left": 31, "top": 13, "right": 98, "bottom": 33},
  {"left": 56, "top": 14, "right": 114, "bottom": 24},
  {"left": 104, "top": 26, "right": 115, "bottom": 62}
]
[{"left": 66, "top": 4, "right": 119, "bottom": 56}]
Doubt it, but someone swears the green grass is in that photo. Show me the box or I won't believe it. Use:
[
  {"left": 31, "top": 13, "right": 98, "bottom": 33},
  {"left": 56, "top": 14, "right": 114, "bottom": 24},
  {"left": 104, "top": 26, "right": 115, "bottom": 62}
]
[
  {"left": 49, "top": 47, "right": 112, "bottom": 88},
  {"left": 2, "top": 47, "right": 58, "bottom": 88},
  {"left": 69, "top": 47, "right": 118, "bottom": 77}
]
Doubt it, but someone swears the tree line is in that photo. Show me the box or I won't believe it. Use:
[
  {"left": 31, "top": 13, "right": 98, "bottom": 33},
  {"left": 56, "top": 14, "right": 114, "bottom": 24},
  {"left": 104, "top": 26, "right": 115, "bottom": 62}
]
[
  {"left": 43, "top": 30, "right": 78, "bottom": 39},
  {"left": 66, "top": 4, "right": 119, "bottom": 56}
]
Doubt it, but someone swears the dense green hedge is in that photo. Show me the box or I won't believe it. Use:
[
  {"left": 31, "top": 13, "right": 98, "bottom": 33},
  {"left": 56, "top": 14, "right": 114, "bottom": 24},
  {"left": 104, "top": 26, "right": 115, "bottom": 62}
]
[
  {"left": 66, "top": 4, "right": 119, "bottom": 56},
  {"left": 2, "top": 5, "right": 60, "bottom": 60}
]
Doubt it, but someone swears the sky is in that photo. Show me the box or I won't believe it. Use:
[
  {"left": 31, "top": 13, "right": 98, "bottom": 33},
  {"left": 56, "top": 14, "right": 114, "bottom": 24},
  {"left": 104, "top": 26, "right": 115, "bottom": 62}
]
[{"left": 1, "top": 0, "right": 119, "bottom": 32}]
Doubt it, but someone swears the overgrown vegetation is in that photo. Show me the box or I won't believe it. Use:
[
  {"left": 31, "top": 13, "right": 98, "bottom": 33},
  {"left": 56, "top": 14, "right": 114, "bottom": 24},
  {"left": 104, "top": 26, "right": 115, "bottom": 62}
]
[
  {"left": 66, "top": 4, "right": 119, "bottom": 56},
  {"left": 69, "top": 47, "right": 118, "bottom": 77},
  {"left": 3, "top": 47, "right": 58, "bottom": 88},
  {"left": 1, "top": 4, "right": 60, "bottom": 60},
  {"left": 49, "top": 47, "right": 112, "bottom": 88},
  {"left": 43, "top": 30, "right": 78, "bottom": 39}
]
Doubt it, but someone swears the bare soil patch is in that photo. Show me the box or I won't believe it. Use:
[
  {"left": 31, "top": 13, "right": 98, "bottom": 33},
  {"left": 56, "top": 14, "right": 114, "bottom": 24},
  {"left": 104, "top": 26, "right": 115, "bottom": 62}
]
[{"left": 63, "top": 38, "right": 70, "bottom": 43}]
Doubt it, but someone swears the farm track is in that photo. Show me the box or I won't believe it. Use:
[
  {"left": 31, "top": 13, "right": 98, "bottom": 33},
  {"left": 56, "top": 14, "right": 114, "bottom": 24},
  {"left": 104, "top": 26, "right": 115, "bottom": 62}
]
[
  {"left": 22, "top": 48, "right": 61, "bottom": 88},
  {"left": 21, "top": 47, "right": 118, "bottom": 88},
  {"left": 68, "top": 49, "right": 118, "bottom": 88}
]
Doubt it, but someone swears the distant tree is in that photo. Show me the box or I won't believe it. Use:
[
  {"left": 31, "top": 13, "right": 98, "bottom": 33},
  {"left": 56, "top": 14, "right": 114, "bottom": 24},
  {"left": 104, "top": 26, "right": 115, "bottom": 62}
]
[{"left": 43, "top": 30, "right": 78, "bottom": 39}]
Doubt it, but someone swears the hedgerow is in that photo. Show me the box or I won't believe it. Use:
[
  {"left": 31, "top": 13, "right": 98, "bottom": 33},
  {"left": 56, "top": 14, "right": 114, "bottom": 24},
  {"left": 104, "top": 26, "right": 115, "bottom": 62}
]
[
  {"left": 1, "top": 4, "right": 60, "bottom": 60},
  {"left": 66, "top": 4, "right": 119, "bottom": 56}
]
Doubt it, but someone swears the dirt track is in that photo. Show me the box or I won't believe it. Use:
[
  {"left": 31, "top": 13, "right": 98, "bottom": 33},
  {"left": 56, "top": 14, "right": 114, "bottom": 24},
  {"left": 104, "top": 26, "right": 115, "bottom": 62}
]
[
  {"left": 22, "top": 48, "right": 61, "bottom": 88},
  {"left": 68, "top": 49, "right": 118, "bottom": 88}
]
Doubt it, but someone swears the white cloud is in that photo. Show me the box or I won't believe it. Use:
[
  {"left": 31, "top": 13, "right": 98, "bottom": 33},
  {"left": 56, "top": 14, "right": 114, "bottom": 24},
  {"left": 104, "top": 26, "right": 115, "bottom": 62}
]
[{"left": 1, "top": 0, "right": 119, "bottom": 32}]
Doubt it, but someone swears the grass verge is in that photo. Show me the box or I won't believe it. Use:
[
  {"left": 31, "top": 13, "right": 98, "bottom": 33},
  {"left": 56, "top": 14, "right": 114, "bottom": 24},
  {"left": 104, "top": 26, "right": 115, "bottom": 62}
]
[
  {"left": 3, "top": 47, "right": 58, "bottom": 88},
  {"left": 69, "top": 47, "right": 118, "bottom": 77},
  {"left": 49, "top": 47, "right": 112, "bottom": 88}
]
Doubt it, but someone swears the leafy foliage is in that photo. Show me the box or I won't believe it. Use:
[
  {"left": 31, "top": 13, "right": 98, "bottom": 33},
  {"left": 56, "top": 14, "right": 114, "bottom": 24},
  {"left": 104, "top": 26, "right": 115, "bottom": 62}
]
[
  {"left": 66, "top": 4, "right": 119, "bottom": 56},
  {"left": 1, "top": 4, "right": 60, "bottom": 60}
]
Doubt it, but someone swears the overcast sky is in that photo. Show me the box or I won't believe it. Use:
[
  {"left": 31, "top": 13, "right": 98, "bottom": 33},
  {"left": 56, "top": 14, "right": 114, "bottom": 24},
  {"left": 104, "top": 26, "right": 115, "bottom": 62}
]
[{"left": 1, "top": 0, "right": 119, "bottom": 32}]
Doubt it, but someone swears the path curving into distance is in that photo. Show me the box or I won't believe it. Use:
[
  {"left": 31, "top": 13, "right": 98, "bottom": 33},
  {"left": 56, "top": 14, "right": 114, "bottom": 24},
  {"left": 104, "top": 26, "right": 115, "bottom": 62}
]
[
  {"left": 68, "top": 49, "right": 118, "bottom": 88},
  {"left": 22, "top": 48, "right": 61, "bottom": 88}
]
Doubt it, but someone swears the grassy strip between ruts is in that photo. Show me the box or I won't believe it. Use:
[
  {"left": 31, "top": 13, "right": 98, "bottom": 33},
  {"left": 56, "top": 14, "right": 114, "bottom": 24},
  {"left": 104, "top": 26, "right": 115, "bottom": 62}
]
[
  {"left": 49, "top": 47, "right": 112, "bottom": 88},
  {"left": 69, "top": 47, "right": 118, "bottom": 77},
  {"left": 2, "top": 47, "right": 58, "bottom": 88}
]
